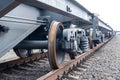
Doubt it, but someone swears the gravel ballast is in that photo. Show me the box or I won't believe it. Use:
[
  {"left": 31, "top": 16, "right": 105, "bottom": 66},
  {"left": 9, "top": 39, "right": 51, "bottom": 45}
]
[
  {"left": 0, "top": 35, "right": 120, "bottom": 80},
  {"left": 63, "top": 35, "right": 120, "bottom": 80}
]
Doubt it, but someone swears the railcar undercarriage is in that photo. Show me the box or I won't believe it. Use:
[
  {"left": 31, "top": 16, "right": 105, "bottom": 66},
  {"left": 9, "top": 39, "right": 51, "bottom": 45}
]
[{"left": 0, "top": 0, "right": 113, "bottom": 70}]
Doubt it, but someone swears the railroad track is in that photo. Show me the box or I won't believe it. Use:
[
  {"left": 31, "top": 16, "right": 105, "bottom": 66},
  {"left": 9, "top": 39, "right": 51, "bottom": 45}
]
[
  {"left": 61, "top": 55, "right": 100, "bottom": 80},
  {"left": 38, "top": 38, "right": 112, "bottom": 80},
  {"left": 0, "top": 52, "right": 48, "bottom": 71},
  {"left": 0, "top": 38, "right": 112, "bottom": 80}
]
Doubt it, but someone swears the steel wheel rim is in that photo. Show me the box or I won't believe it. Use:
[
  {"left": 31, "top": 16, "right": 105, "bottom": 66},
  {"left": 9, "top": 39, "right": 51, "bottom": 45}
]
[
  {"left": 48, "top": 21, "right": 65, "bottom": 69},
  {"left": 89, "top": 28, "right": 94, "bottom": 49}
]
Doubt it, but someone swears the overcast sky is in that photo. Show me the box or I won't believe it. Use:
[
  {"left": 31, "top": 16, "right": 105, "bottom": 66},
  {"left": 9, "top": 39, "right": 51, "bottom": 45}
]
[{"left": 76, "top": 0, "right": 120, "bottom": 31}]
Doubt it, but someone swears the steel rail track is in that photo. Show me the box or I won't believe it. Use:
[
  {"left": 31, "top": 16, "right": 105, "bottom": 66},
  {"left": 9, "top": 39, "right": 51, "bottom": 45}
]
[
  {"left": 0, "top": 38, "right": 113, "bottom": 80},
  {"left": 38, "top": 38, "right": 112, "bottom": 80},
  {"left": 0, "top": 52, "right": 48, "bottom": 71}
]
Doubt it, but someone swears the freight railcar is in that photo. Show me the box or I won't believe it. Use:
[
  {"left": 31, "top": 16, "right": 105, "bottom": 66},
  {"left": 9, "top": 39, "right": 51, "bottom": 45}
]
[{"left": 0, "top": 0, "right": 113, "bottom": 69}]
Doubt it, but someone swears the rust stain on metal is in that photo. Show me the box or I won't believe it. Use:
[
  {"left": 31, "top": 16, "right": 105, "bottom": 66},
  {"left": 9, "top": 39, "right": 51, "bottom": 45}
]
[
  {"left": 0, "top": 52, "right": 48, "bottom": 71},
  {"left": 38, "top": 38, "right": 112, "bottom": 80}
]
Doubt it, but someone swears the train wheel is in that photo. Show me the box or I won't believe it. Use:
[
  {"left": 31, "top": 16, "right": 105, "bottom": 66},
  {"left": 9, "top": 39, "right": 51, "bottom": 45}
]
[
  {"left": 14, "top": 49, "right": 31, "bottom": 58},
  {"left": 89, "top": 28, "right": 94, "bottom": 49},
  {"left": 48, "top": 21, "right": 65, "bottom": 69}
]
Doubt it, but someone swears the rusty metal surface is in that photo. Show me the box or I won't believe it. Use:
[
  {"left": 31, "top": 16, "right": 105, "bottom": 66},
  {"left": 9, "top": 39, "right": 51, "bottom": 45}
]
[
  {"left": 0, "top": 37, "right": 113, "bottom": 80},
  {"left": 89, "top": 28, "right": 94, "bottom": 49},
  {"left": 38, "top": 38, "right": 112, "bottom": 80},
  {"left": 0, "top": 52, "right": 48, "bottom": 71},
  {"left": 48, "top": 21, "right": 65, "bottom": 69}
]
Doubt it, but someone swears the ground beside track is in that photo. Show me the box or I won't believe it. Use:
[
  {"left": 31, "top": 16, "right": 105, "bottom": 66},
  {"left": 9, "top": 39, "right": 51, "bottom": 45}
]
[
  {"left": 63, "top": 35, "right": 120, "bottom": 80},
  {"left": 0, "top": 50, "right": 19, "bottom": 63},
  {"left": 0, "top": 35, "right": 120, "bottom": 80}
]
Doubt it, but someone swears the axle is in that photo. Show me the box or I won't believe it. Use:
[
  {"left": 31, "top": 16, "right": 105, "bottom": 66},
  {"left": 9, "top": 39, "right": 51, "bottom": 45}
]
[{"left": 15, "top": 40, "right": 48, "bottom": 49}]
